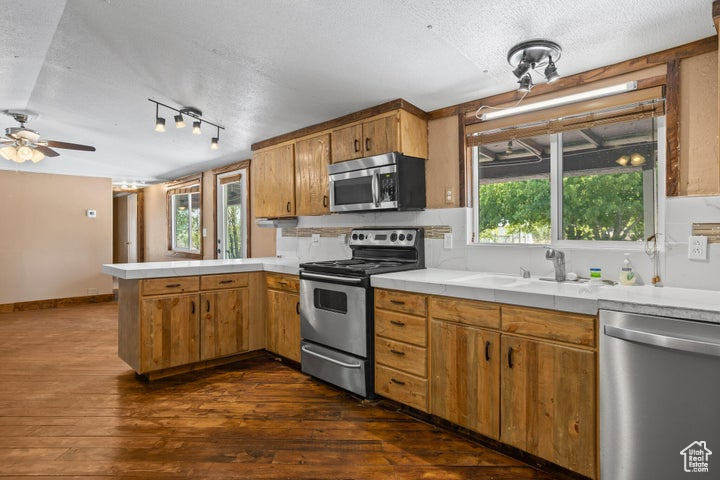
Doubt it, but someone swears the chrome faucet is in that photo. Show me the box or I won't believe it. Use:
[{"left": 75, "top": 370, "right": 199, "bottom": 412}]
[{"left": 545, "top": 248, "right": 566, "bottom": 282}]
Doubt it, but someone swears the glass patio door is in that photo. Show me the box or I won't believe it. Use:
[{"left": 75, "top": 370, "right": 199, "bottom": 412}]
[{"left": 217, "top": 170, "right": 247, "bottom": 259}]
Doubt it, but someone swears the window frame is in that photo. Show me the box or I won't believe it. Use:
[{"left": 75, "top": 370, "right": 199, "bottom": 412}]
[
  {"left": 469, "top": 113, "right": 666, "bottom": 252},
  {"left": 166, "top": 174, "right": 203, "bottom": 259}
]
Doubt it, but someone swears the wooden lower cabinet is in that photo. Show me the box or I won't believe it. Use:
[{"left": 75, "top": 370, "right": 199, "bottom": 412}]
[
  {"left": 430, "top": 320, "right": 500, "bottom": 439},
  {"left": 501, "top": 335, "right": 596, "bottom": 478},
  {"left": 266, "top": 273, "right": 300, "bottom": 362},
  {"left": 140, "top": 293, "right": 200, "bottom": 372},
  {"left": 200, "top": 288, "right": 249, "bottom": 360}
]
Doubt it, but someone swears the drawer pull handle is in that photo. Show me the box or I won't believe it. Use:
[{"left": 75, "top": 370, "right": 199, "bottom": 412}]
[
  {"left": 485, "top": 341, "right": 491, "bottom": 361},
  {"left": 219, "top": 279, "right": 234, "bottom": 284},
  {"left": 390, "top": 300, "right": 405, "bottom": 305},
  {"left": 389, "top": 320, "right": 406, "bottom": 327},
  {"left": 507, "top": 347, "right": 514, "bottom": 369},
  {"left": 353, "top": 139, "right": 360, "bottom": 153},
  {"left": 390, "top": 378, "right": 405, "bottom": 386},
  {"left": 166, "top": 283, "right": 181, "bottom": 288},
  {"left": 390, "top": 349, "right": 405, "bottom": 356}
]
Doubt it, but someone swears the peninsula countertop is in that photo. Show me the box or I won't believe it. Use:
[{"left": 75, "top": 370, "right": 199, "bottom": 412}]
[{"left": 102, "top": 257, "right": 300, "bottom": 279}]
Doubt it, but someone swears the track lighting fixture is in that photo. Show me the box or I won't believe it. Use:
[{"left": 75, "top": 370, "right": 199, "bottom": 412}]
[
  {"left": 505, "top": 140, "right": 513, "bottom": 154},
  {"left": 149, "top": 99, "right": 224, "bottom": 150},
  {"left": 616, "top": 152, "right": 647, "bottom": 167},
  {"left": 507, "top": 39, "right": 562, "bottom": 92}
]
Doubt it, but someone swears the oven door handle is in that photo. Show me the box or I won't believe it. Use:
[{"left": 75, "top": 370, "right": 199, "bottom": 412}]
[
  {"left": 301, "top": 345, "right": 363, "bottom": 369},
  {"left": 372, "top": 171, "right": 380, "bottom": 207},
  {"left": 301, "top": 272, "right": 364, "bottom": 284}
]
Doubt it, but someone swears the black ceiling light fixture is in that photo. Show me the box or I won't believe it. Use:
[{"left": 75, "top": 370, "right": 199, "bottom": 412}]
[
  {"left": 149, "top": 99, "right": 224, "bottom": 150},
  {"left": 507, "top": 39, "right": 562, "bottom": 93}
]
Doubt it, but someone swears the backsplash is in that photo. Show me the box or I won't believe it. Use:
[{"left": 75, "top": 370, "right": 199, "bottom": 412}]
[{"left": 276, "top": 196, "right": 720, "bottom": 291}]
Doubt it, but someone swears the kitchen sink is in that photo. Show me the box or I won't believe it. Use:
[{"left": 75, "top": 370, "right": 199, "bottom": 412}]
[{"left": 447, "top": 273, "right": 531, "bottom": 288}]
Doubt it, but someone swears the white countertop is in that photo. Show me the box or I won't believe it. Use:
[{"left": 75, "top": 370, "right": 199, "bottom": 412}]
[
  {"left": 371, "top": 268, "right": 720, "bottom": 323},
  {"left": 102, "top": 257, "right": 300, "bottom": 279}
]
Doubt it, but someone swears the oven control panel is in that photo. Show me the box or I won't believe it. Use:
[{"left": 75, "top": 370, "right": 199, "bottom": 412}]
[{"left": 349, "top": 228, "right": 420, "bottom": 247}]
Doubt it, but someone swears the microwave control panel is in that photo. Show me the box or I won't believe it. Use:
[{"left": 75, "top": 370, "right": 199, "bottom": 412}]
[{"left": 379, "top": 172, "right": 396, "bottom": 203}]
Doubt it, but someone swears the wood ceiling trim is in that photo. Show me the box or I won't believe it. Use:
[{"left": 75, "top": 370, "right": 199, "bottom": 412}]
[
  {"left": 429, "top": 36, "right": 717, "bottom": 120},
  {"left": 250, "top": 98, "right": 428, "bottom": 151}
]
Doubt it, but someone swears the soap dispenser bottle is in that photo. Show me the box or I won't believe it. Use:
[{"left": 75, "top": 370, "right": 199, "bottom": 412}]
[{"left": 619, "top": 253, "right": 636, "bottom": 285}]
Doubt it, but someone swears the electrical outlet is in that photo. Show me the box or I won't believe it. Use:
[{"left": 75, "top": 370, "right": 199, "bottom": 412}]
[
  {"left": 312, "top": 233, "right": 320, "bottom": 244},
  {"left": 688, "top": 235, "right": 708, "bottom": 260},
  {"left": 443, "top": 232, "right": 453, "bottom": 249},
  {"left": 445, "top": 187, "right": 454, "bottom": 204}
]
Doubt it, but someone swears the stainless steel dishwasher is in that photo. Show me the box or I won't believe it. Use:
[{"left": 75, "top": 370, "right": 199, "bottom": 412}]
[{"left": 600, "top": 309, "right": 720, "bottom": 479}]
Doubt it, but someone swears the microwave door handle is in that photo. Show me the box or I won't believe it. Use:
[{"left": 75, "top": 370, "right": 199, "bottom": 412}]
[{"left": 372, "top": 171, "right": 380, "bottom": 207}]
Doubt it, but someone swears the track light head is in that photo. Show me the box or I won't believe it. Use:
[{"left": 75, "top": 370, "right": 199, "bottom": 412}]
[
  {"left": 210, "top": 137, "right": 219, "bottom": 150},
  {"left": 174, "top": 114, "right": 185, "bottom": 128},
  {"left": 512, "top": 60, "right": 531, "bottom": 79},
  {"left": 192, "top": 121, "right": 201, "bottom": 135},
  {"left": 154, "top": 117, "right": 166, "bottom": 132},
  {"left": 517, "top": 74, "right": 533, "bottom": 93},
  {"left": 544, "top": 57, "right": 560, "bottom": 83}
]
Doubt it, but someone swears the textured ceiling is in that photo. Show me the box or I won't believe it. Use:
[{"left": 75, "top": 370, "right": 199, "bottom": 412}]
[{"left": 0, "top": 0, "right": 715, "bottom": 184}]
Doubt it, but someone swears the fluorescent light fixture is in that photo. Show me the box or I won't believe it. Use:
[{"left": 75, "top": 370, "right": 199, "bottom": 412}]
[{"left": 480, "top": 81, "right": 638, "bottom": 121}]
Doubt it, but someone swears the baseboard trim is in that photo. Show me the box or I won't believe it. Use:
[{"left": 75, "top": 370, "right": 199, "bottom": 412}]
[{"left": 0, "top": 294, "right": 115, "bottom": 313}]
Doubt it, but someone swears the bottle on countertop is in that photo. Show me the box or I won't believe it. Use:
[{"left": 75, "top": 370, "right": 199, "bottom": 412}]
[{"left": 619, "top": 253, "right": 636, "bottom": 285}]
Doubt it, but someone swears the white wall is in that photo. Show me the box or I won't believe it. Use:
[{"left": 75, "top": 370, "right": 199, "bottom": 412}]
[{"left": 276, "top": 197, "right": 720, "bottom": 291}]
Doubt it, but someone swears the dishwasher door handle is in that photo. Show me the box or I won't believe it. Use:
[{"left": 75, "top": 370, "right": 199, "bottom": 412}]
[{"left": 604, "top": 324, "right": 720, "bottom": 357}]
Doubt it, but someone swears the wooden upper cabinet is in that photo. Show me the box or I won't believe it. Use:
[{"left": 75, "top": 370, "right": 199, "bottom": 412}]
[
  {"left": 330, "top": 124, "right": 363, "bottom": 162},
  {"left": 331, "top": 110, "right": 427, "bottom": 163},
  {"left": 295, "top": 133, "right": 331, "bottom": 216},
  {"left": 252, "top": 144, "right": 295, "bottom": 218}
]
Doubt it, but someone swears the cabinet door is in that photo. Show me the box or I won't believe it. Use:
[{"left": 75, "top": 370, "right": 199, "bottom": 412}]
[
  {"left": 501, "top": 335, "right": 596, "bottom": 477},
  {"left": 252, "top": 144, "right": 295, "bottom": 218},
  {"left": 200, "top": 288, "right": 249, "bottom": 360},
  {"left": 267, "top": 289, "right": 300, "bottom": 362},
  {"left": 295, "top": 133, "right": 331, "bottom": 215},
  {"left": 362, "top": 115, "right": 399, "bottom": 156},
  {"left": 140, "top": 293, "right": 199, "bottom": 372},
  {"left": 330, "top": 123, "right": 363, "bottom": 163},
  {"left": 430, "top": 320, "right": 500, "bottom": 438}
]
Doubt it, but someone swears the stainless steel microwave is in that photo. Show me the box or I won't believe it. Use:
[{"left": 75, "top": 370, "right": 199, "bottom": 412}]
[{"left": 328, "top": 152, "right": 426, "bottom": 213}]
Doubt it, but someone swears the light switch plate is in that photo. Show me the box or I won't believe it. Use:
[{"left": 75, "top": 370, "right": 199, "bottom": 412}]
[
  {"left": 688, "top": 235, "right": 708, "bottom": 260},
  {"left": 443, "top": 232, "right": 453, "bottom": 249}
]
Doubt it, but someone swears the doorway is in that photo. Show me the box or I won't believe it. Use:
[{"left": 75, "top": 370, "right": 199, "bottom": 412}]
[
  {"left": 216, "top": 169, "right": 248, "bottom": 259},
  {"left": 113, "top": 192, "right": 143, "bottom": 263}
]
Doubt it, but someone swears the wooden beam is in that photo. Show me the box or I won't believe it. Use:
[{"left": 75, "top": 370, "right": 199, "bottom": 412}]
[
  {"left": 577, "top": 129, "right": 603, "bottom": 148},
  {"left": 665, "top": 59, "right": 680, "bottom": 197},
  {"left": 251, "top": 98, "right": 428, "bottom": 151},
  {"left": 429, "top": 36, "right": 717, "bottom": 120}
]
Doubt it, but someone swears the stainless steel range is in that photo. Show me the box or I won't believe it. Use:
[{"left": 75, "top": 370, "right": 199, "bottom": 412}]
[{"left": 299, "top": 227, "right": 425, "bottom": 397}]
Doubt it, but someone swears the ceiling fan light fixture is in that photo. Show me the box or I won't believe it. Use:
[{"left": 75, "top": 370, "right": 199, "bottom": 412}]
[
  {"left": 0, "top": 146, "right": 20, "bottom": 162},
  {"left": 17, "top": 145, "right": 34, "bottom": 162},
  {"left": 192, "top": 121, "right": 201, "bottom": 135},
  {"left": 174, "top": 114, "right": 185, "bottom": 128}
]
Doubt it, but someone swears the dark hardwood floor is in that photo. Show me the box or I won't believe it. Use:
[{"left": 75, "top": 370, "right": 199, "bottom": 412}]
[{"left": 0, "top": 302, "right": 560, "bottom": 479}]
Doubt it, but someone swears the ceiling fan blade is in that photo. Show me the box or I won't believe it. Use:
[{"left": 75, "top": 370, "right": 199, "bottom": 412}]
[
  {"left": 34, "top": 146, "right": 60, "bottom": 157},
  {"left": 45, "top": 140, "right": 96, "bottom": 152}
]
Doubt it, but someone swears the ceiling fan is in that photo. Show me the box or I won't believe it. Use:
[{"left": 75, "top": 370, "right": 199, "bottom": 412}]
[{"left": 0, "top": 111, "right": 96, "bottom": 164}]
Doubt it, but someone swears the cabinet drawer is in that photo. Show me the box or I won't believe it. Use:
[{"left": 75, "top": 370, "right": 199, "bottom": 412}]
[
  {"left": 141, "top": 276, "right": 199, "bottom": 296},
  {"left": 375, "top": 309, "right": 427, "bottom": 347},
  {"left": 502, "top": 306, "right": 596, "bottom": 347},
  {"left": 375, "top": 365, "right": 428, "bottom": 412},
  {"left": 201, "top": 273, "right": 249, "bottom": 290},
  {"left": 375, "top": 337, "right": 426, "bottom": 377},
  {"left": 375, "top": 289, "right": 427, "bottom": 316},
  {"left": 430, "top": 296, "right": 500, "bottom": 329},
  {"left": 266, "top": 273, "right": 299, "bottom": 293}
]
